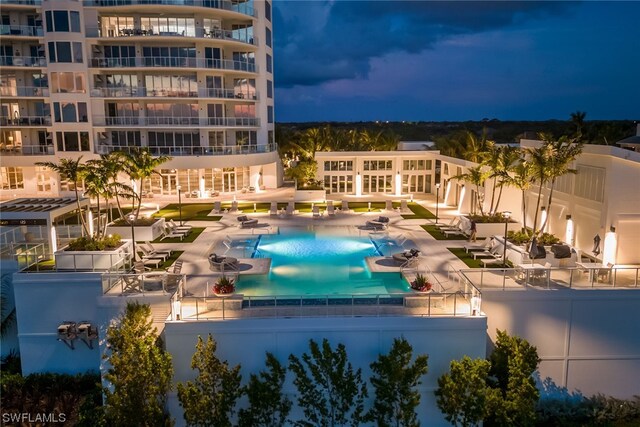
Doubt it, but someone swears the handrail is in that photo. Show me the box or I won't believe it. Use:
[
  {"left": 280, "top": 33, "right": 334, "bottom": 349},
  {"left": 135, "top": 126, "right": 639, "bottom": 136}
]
[
  {"left": 90, "top": 56, "right": 257, "bottom": 72},
  {"left": 0, "top": 24, "right": 43, "bottom": 36},
  {"left": 86, "top": 26, "right": 257, "bottom": 45},
  {"left": 90, "top": 86, "right": 257, "bottom": 100},
  {"left": 82, "top": 0, "right": 256, "bottom": 17},
  {"left": 92, "top": 115, "right": 259, "bottom": 127},
  {"left": 0, "top": 116, "right": 52, "bottom": 126},
  {"left": 0, "top": 56, "right": 46, "bottom": 67},
  {"left": 95, "top": 143, "right": 277, "bottom": 156},
  {"left": 0, "top": 86, "right": 49, "bottom": 97},
  {"left": 102, "top": 271, "right": 186, "bottom": 295}
]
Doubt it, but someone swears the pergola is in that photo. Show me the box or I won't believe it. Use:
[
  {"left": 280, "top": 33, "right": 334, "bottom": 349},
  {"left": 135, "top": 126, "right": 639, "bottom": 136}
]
[{"left": 0, "top": 197, "right": 91, "bottom": 253}]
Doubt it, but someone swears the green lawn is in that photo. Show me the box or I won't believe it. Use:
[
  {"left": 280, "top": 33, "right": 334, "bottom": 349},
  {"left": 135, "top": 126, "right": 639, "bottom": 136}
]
[
  {"left": 402, "top": 202, "right": 436, "bottom": 219},
  {"left": 152, "top": 227, "right": 206, "bottom": 243},
  {"left": 153, "top": 250, "right": 184, "bottom": 271},
  {"left": 154, "top": 204, "right": 222, "bottom": 221},
  {"left": 448, "top": 248, "right": 484, "bottom": 268},
  {"left": 421, "top": 225, "right": 468, "bottom": 240}
]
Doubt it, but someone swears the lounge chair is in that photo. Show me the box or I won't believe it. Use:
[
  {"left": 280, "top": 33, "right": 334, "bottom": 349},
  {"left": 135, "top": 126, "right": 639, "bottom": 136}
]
[
  {"left": 286, "top": 202, "right": 295, "bottom": 216},
  {"left": 139, "top": 245, "right": 169, "bottom": 262},
  {"left": 443, "top": 227, "right": 466, "bottom": 238},
  {"left": 167, "top": 260, "right": 183, "bottom": 274},
  {"left": 400, "top": 199, "right": 409, "bottom": 212},
  {"left": 385, "top": 200, "right": 394, "bottom": 211},
  {"left": 312, "top": 205, "right": 321, "bottom": 218},
  {"left": 327, "top": 204, "right": 336, "bottom": 217},
  {"left": 161, "top": 224, "right": 187, "bottom": 241},
  {"left": 144, "top": 241, "right": 173, "bottom": 257},
  {"left": 269, "top": 202, "right": 278, "bottom": 217},
  {"left": 237, "top": 215, "right": 258, "bottom": 228},
  {"left": 438, "top": 217, "right": 461, "bottom": 230},
  {"left": 365, "top": 216, "right": 390, "bottom": 230},
  {"left": 341, "top": 200, "right": 349, "bottom": 212},
  {"left": 472, "top": 244, "right": 502, "bottom": 260},
  {"left": 169, "top": 219, "right": 192, "bottom": 232},
  {"left": 122, "top": 275, "right": 141, "bottom": 293},
  {"left": 480, "top": 256, "right": 506, "bottom": 268},
  {"left": 230, "top": 201, "right": 239, "bottom": 213},
  {"left": 212, "top": 201, "right": 222, "bottom": 214},
  {"left": 391, "top": 248, "right": 421, "bottom": 266},
  {"left": 162, "top": 273, "right": 183, "bottom": 292},
  {"left": 464, "top": 237, "right": 492, "bottom": 253}
]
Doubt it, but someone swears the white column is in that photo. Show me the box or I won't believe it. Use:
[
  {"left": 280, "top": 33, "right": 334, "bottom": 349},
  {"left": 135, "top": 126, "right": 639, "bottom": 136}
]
[{"left": 355, "top": 172, "right": 362, "bottom": 196}]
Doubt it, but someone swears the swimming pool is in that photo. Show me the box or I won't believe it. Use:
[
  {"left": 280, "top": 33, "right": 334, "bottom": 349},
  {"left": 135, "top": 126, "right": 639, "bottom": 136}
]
[{"left": 234, "top": 229, "right": 410, "bottom": 297}]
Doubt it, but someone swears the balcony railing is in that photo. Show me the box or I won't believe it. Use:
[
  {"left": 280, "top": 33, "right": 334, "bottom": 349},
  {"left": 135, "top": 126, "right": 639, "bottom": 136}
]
[
  {"left": 82, "top": 0, "right": 256, "bottom": 17},
  {"left": 95, "top": 143, "right": 277, "bottom": 156},
  {"left": 92, "top": 115, "right": 259, "bottom": 127},
  {"left": 0, "top": 145, "right": 54, "bottom": 155},
  {"left": 0, "top": 56, "right": 47, "bottom": 67},
  {"left": 90, "top": 86, "right": 256, "bottom": 100},
  {"left": 86, "top": 26, "right": 256, "bottom": 45},
  {"left": 0, "top": 0, "right": 42, "bottom": 5},
  {"left": 0, "top": 25, "right": 43, "bottom": 37},
  {"left": 0, "top": 116, "right": 52, "bottom": 126},
  {"left": 90, "top": 56, "right": 256, "bottom": 72},
  {"left": 0, "top": 86, "right": 49, "bottom": 97}
]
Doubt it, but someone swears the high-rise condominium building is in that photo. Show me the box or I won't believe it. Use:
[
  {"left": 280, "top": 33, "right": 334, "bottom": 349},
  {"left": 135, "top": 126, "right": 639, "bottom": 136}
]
[{"left": 0, "top": 0, "right": 279, "bottom": 197}]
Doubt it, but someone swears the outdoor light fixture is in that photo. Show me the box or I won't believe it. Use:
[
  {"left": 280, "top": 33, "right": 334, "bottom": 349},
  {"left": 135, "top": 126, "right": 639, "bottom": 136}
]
[
  {"left": 603, "top": 226, "right": 617, "bottom": 265},
  {"left": 129, "top": 214, "right": 136, "bottom": 261},
  {"left": 565, "top": 215, "right": 574, "bottom": 246},
  {"left": 502, "top": 211, "right": 511, "bottom": 267},
  {"left": 435, "top": 183, "right": 441, "bottom": 225},
  {"left": 253, "top": 203, "right": 257, "bottom": 212},
  {"left": 177, "top": 185, "right": 183, "bottom": 226},
  {"left": 470, "top": 294, "right": 481, "bottom": 316},
  {"left": 368, "top": 201, "right": 371, "bottom": 212}
]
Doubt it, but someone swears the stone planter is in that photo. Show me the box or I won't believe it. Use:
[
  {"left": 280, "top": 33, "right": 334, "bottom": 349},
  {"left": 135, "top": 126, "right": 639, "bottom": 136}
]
[
  {"left": 106, "top": 218, "right": 165, "bottom": 241},
  {"left": 461, "top": 216, "right": 520, "bottom": 238},
  {"left": 293, "top": 189, "right": 326, "bottom": 202},
  {"left": 55, "top": 240, "right": 132, "bottom": 271}
]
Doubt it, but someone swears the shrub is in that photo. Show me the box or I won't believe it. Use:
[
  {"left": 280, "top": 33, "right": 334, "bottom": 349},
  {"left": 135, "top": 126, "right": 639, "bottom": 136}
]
[
  {"left": 507, "top": 230, "right": 561, "bottom": 246},
  {"left": 213, "top": 276, "right": 235, "bottom": 294},
  {"left": 66, "top": 234, "right": 122, "bottom": 251},
  {"left": 467, "top": 213, "right": 517, "bottom": 223},
  {"left": 111, "top": 217, "right": 159, "bottom": 226},
  {"left": 410, "top": 273, "right": 433, "bottom": 292}
]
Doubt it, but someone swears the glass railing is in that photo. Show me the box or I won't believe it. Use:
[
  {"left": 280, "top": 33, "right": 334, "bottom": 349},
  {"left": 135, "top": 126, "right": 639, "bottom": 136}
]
[
  {"left": 90, "top": 86, "right": 257, "bottom": 100},
  {"left": 453, "top": 265, "right": 640, "bottom": 291},
  {"left": 95, "top": 143, "right": 277, "bottom": 156},
  {"left": 0, "top": 25, "right": 43, "bottom": 36},
  {"left": 0, "top": 56, "right": 47, "bottom": 67},
  {"left": 86, "top": 26, "right": 256, "bottom": 45},
  {"left": 90, "top": 56, "right": 257, "bottom": 72},
  {"left": 172, "top": 290, "right": 479, "bottom": 321},
  {"left": 0, "top": 145, "right": 54, "bottom": 155},
  {"left": 0, "top": 0, "right": 43, "bottom": 5},
  {"left": 92, "top": 115, "right": 259, "bottom": 126},
  {"left": 82, "top": 0, "right": 256, "bottom": 17},
  {"left": 102, "top": 272, "right": 186, "bottom": 295},
  {"left": 0, "top": 116, "right": 52, "bottom": 126},
  {"left": 0, "top": 86, "right": 49, "bottom": 97}
]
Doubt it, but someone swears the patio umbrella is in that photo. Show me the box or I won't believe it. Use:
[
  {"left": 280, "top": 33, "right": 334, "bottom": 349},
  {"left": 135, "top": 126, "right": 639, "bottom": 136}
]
[
  {"left": 528, "top": 236, "right": 540, "bottom": 260},
  {"left": 592, "top": 234, "right": 601, "bottom": 256}
]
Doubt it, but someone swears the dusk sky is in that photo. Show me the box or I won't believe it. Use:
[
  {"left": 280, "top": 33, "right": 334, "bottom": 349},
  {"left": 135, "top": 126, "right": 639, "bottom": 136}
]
[{"left": 272, "top": 1, "right": 640, "bottom": 122}]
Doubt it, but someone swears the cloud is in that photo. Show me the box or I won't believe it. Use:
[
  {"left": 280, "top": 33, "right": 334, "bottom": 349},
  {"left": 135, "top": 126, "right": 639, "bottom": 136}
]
[{"left": 273, "top": 0, "right": 575, "bottom": 88}]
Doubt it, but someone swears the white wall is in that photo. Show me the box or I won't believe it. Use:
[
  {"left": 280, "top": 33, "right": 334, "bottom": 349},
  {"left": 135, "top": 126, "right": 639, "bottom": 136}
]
[
  {"left": 164, "top": 316, "right": 488, "bottom": 426},
  {"left": 481, "top": 289, "right": 640, "bottom": 399}
]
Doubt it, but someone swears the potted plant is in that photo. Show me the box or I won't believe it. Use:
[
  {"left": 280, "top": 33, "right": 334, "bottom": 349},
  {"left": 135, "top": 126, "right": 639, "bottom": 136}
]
[
  {"left": 410, "top": 273, "right": 433, "bottom": 292},
  {"left": 213, "top": 276, "right": 235, "bottom": 295}
]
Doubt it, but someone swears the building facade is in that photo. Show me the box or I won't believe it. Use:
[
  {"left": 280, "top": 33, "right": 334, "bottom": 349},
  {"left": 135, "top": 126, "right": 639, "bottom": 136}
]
[{"left": 0, "top": 0, "right": 280, "bottom": 198}]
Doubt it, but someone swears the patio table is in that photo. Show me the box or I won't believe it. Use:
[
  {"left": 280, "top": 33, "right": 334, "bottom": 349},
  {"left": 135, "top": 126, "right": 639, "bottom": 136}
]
[
  {"left": 576, "top": 262, "right": 609, "bottom": 283},
  {"left": 517, "top": 263, "right": 549, "bottom": 285}
]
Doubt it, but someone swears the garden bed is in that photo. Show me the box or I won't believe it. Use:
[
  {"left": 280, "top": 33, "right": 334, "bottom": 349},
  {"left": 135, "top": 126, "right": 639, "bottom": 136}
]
[
  {"left": 152, "top": 227, "right": 205, "bottom": 244},
  {"left": 106, "top": 218, "right": 165, "bottom": 241}
]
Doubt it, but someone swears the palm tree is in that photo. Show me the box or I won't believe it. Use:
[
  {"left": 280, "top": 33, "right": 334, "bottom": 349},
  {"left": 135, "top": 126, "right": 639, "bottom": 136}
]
[
  {"left": 491, "top": 146, "right": 522, "bottom": 214},
  {"left": 451, "top": 166, "right": 490, "bottom": 215},
  {"left": 570, "top": 111, "right": 587, "bottom": 138},
  {"left": 1, "top": 274, "right": 16, "bottom": 338},
  {"left": 525, "top": 138, "right": 554, "bottom": 235},
  {"left": 36, "top": 157, "right": 89, "bottom": 237},
  {"left": 82, "top": 161, "right": 109, "bottom": 237},
  {"left": 501, "top": 160, "right": 535, "bottom": 231},
  {"left": 120, "top": 149, "right": 171, "bottom": 220},
  {"left": 462, "top": 130, "right": 490, "bottom": 163},
  {"left": 539, "top": 136, "right": 583, "bottom": 232}
]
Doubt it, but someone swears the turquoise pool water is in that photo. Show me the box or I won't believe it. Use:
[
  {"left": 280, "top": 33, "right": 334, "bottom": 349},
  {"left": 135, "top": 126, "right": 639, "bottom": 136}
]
[{"left": 235, "top": 230, "right": 410, "bottom": 297}]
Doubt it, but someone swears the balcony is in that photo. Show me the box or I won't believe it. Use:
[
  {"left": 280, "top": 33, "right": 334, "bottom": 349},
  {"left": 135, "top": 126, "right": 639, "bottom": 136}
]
[
  {"left": 0, "top": 56, "right": 47, "bottom": 67},
  {"left": 89, "top": 56, "right": 256, "bottom": 73},
  {"left": 0, "top": 116, "right": 52, "bottom": 127},
  {"left": 95, "top": 143, "right": 277, "bottom": 156},
  {"left": 90, "top": 86, "right": 257, "bottom": 100},
  {"left": 0, "top": 25, "right": 43, "bottom": 37},
  {"left": 0, "top": 86, "right": 49, "bottom": 97},
  {"left": 86, "top": 26, "right": 256, "bottom": 45},
  {"left": 82, "top": 0, "right": 255, "bottom": 17},
  {"left": 0, "top": 0, "right": 42, "bottom": 5},
  {"left": 0, "top": 145, "right": 54, "bottom": 155},
  {"left": 92, "top": 115, "right": 259, "bottom": 127}
]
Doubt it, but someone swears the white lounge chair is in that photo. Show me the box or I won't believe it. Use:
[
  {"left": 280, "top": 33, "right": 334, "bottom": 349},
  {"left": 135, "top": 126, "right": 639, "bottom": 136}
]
[
  {"left": 286, "top": 202, "right": 295, "bottom": 216},
  {"left": 230, "top": 201, "right": 239, "bottom": 213},
  {"left": 327, "top": 204, "right": 336, "bottom": 217},
  {"left": 237, "top": 215, "right": 258, "bottom": 228},
  {"left": 464, "top": 237, "right": 492, "bottom": 253},
  {"left": 312, "top": 205, "right": 321, "bottom": 218},
  {"left": 169, "top": 219, "right": 192, "bottom": 232},
  {"left": 341, "top": 200, "right": 349, "bottom": 212},
  {"left": 161, "top": 224, "right": 187, "bottom": 241},
  {"left": 269, "top": 202, "right": 278, "bottom": 217},
  {"left": 400, "top": 199, "right": 409, "bottom": 212},
  {"left": 144, "top": 241, "right": 173, "bottom": 257},
  {"left": 385, "top": 200, "right": 393, "bottom": 211},
  {"left": 212, "top": 201, "right": 222, "bottom": 214},
  {"left": 139, "top": 245, "right": 169, "bottom": 262}
]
